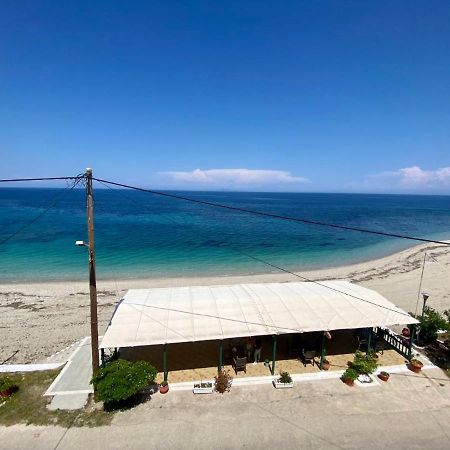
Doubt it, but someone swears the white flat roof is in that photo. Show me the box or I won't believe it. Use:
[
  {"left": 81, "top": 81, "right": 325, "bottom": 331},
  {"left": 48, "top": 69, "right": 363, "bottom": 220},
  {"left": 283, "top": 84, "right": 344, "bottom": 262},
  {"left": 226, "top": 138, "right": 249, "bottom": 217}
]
[{"left": 100, "top": 280, "right": 418, "bottom": 349}]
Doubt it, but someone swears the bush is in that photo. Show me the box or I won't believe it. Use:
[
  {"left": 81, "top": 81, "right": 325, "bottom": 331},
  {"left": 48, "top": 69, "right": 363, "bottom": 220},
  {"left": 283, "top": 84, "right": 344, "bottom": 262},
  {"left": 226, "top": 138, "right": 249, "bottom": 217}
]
[
  {"left": 417, "top": 307, "right": 450, "bottom": 343},
  {"left": 278, "top": 371, "right": 292, "bottom": 384},
  {"left": 91, "top": 359, "right": 157, "bottom": 405},
  {"left": 342, "top": 368, "right": 358, "bottom": 381},
  {"left": 214, "top": 369, "right": 233, "bottom": 394},
  {"left": 351, "top": 351, "right": 378, "bottom": 375},
  {"left": 0, "top": 377, "right": 18, "bottom": 393}
]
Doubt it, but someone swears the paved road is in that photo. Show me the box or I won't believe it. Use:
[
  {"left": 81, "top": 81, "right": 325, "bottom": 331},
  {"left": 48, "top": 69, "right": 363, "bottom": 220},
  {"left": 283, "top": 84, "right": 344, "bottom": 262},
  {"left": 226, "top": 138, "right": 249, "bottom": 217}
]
[{"left": 1, "top": 367, "right": 449, "bottom": 449}]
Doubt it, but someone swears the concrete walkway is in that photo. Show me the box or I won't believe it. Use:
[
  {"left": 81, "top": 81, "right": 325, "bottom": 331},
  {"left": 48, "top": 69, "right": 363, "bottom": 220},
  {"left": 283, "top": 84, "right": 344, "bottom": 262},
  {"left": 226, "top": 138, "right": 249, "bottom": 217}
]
[
  {"left": 45, "top": 337, "right": 94, "bottom": 410},
  {"left": 1, "top": 366, "right": 449, "bottom": 449},
  {"left": 0, "top": 363, "right": 63, "bottom": 373}
]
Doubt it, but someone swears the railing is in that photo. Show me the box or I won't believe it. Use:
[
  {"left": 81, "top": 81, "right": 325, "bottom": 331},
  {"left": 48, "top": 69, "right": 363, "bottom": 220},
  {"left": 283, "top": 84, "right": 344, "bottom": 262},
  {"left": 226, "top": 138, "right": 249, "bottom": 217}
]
[{"left": 375, "top": 327, "right": 412, "bottom": 360}]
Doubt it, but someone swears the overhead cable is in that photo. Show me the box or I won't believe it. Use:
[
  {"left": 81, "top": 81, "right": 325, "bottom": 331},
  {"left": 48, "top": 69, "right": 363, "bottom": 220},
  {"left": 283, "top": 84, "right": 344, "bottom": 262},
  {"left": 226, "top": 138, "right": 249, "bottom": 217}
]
[
  {"left": 93, "top": 177, "right": 450, "bottom": 246},
  {"left": 0, "top": 176, "right": 81, "bottom": 183},
  {"left": 0, "top": 177, "right": 83, "bottom": 245}
]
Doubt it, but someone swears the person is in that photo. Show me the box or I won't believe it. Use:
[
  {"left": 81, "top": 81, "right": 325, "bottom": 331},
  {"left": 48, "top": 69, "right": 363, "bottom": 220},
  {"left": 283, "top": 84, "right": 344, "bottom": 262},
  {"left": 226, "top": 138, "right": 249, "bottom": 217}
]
[
  {"left": 245, "top": 337, "right": 253, "bottom": 361},
  {"left": 253, "top": 337, "right": 262, "bottom": 364}
]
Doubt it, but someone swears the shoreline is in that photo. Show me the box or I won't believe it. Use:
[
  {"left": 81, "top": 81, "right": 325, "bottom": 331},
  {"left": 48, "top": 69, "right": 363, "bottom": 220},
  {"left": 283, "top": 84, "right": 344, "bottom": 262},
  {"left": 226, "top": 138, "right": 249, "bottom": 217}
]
[
  {"left": 0, "top": 237, "right": 443, "bottom": 285},
  {"left": 1, "top": 240, "right": 449, "bottom": 364}
]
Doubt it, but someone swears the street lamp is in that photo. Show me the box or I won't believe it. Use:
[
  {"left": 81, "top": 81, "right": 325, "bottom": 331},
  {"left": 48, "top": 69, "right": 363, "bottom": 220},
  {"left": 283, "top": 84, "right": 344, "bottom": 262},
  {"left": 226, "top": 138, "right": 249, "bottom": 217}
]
[{"left": 421, "top": 292, "right": 430, "bottom": 317}]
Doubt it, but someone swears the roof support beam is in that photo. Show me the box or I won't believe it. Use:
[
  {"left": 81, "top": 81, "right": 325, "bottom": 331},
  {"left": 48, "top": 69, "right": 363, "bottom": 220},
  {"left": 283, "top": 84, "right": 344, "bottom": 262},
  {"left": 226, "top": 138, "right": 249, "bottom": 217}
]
[
  {"left": 218, "top": 340, "right": 223, "bottom": 372},
  {"left": 271, "top": 335, "right": 277, "bottom": 376},
  {"left": 163, "top": 344, "right": 168, "bottom": 382}
]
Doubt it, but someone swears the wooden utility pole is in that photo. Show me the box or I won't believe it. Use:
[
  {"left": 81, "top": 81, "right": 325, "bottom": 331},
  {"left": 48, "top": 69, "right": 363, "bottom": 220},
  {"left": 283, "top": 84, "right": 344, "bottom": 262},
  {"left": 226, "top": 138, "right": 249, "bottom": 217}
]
[{"left": 86, "top": 168, "right": 100, "bottom": 375}]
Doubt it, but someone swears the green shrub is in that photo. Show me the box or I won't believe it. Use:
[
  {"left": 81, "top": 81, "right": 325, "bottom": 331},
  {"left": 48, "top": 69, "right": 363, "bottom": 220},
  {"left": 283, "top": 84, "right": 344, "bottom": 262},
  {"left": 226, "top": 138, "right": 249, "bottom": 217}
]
[
  {"left": 278, "top": 371, "right": 292, "bottom": 384},
  {"left": 91, "top": 359, "right": 157, "bottom": 404},
  {"left": 214, "top": 369, "right": 233, "bottom": 394},
  {"left": 351, "top": 351, "right": 378, "bottom": 375},
  {"left": 342, "top": 368, "right": 358, "bottom": 381},
  {"left": 417, "top": 307, "right": 450, "bottom": 343},
  {"left": 0, "top": 377, "right": 18, "bottom": 393}
]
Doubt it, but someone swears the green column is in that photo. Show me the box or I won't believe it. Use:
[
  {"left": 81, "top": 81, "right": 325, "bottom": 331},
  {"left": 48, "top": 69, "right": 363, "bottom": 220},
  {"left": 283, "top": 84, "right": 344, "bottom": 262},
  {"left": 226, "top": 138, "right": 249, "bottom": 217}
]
[
  {"left": 367, "top": 328, "right": 372, "bottom": 353},
  {"left": 408, "top": 325, "right": 415, "bottom": 360},
  {"left": 320, "top": 331, "right": 326, "bottom": 369},
  {"left": 271, "top": 335, "right": 277, "bottom": 375},
  {"left": 163, "top": 344, "right": 168, "bottom": 382},
  {"left": 218, "top": 340, "right": 223, "bottom": 371}
]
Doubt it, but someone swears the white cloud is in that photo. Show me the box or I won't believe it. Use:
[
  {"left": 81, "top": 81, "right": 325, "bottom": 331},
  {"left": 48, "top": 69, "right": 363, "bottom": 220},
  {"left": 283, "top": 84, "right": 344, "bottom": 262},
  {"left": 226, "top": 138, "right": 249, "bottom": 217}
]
[
  {"left": 368, "top": 166, "right": 450, "bottom": 189},
  {"left": 159, "top": 168, "right": 309, "bottom": 188}
]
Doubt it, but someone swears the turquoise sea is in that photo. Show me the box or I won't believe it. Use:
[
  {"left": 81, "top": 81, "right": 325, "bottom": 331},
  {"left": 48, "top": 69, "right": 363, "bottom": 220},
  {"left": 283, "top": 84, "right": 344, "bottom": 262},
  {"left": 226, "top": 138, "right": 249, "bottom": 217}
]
[{"left": 1, "top": 188, "right": 450, "bottom": 282}]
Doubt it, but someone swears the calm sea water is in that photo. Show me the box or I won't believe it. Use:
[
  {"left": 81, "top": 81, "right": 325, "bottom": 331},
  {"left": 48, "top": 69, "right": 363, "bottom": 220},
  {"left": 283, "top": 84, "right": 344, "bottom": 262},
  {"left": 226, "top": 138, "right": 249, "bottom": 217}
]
[{"left": 1, "top": 188, "right": 450, "bottom": 282}]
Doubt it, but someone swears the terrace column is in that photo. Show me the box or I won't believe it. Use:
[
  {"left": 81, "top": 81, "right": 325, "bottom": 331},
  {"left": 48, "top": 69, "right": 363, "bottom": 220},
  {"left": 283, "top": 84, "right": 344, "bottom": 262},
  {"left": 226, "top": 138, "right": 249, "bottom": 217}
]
[
  {"left": 218, "top": 340, "right": 223, "bottom": 371},
  {"left": 163, "top": 344, "right": 168, "bottom": 382},
  {"left": 367, "top": 328, "right": 372, "bottom": 353},
  {"left": 100, "top": 349, "right": 105, "bottom": 368},
  {"left": 271, "top": 335, "right": 277, "bottom": 375},
  {"left": 408, "top": 325, "right": 415, "bottom": 360},
  {"left": 320, "top": 332, "right": 326, "bottom": 369}
]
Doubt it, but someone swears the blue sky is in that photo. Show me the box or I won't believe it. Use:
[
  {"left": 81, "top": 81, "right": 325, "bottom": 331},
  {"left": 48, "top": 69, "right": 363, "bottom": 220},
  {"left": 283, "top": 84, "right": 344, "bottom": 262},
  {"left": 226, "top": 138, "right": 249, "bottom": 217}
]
[{"left": 1, "top": 1, "right": 449, "bottom": 193}]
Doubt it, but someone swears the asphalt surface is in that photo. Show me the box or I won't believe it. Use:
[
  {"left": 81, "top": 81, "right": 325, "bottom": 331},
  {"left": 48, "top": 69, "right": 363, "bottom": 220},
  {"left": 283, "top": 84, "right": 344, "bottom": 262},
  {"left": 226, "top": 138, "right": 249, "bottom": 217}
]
[{"left": 1, "top": 367, "right": 449, "bottom": 449}]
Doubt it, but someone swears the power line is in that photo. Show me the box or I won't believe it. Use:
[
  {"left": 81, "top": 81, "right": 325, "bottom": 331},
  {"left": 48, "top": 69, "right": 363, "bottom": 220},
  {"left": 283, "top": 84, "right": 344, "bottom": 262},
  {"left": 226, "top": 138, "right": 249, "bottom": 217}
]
[
  {"left": 93, "top": 177, "right": 450, "bottom": 247},
  {"left": 94, "top": 179, "right": 413, "bottom": 319},
  {"left": 0, "top": 178, "right": 82, "bottom": 245},
  {"left": 0, "top": 176, "right": 81, "bottom": 183}
]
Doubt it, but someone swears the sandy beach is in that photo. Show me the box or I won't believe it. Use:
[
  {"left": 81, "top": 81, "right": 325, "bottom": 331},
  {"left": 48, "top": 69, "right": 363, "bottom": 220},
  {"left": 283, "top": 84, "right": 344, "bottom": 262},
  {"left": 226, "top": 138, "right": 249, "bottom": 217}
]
[{"left": 1, "top": 241, "right": 449, "bottom": 364}]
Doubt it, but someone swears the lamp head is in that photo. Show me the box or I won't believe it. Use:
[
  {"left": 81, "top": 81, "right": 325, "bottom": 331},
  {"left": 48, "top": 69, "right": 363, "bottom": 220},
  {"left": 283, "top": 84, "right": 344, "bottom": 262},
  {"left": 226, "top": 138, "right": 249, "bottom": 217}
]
[{"left": 75, "top": 240, "right": 88, "bottom": 247}]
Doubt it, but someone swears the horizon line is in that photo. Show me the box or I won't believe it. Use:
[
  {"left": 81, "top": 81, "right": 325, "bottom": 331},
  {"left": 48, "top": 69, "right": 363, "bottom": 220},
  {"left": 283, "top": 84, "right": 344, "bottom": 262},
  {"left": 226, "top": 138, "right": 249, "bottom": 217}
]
[{"left": 1, "top": 185, "right": 450, "bottom": 197}]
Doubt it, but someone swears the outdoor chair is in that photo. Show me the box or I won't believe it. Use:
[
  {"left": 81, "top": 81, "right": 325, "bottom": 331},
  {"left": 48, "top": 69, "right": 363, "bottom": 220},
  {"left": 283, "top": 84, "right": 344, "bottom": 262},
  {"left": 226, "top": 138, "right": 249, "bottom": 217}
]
[
  {"left": 357, "top": 335, "right": 368, "bottom": 350},
  {"left": 373, "top": 339, "right": 386, "bottom": 355},
  {"left": 301, "top": 349, "right": 316, "bottom": 367},
  {"left": 232, "top": 356, "right": 247, "bottom": 374}
]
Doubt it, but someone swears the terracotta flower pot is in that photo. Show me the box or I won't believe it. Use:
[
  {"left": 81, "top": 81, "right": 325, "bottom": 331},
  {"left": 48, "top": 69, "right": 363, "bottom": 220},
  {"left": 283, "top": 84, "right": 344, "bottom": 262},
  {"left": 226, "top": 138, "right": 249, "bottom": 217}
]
[
  {"left": 159, "top": 384, "right": 169, "bottom": 394},
  {"left": 378, "top": 372, "right": 390, "bottom": 382},
  {"left": 322, "top": 361, "right": 330, "bottom": 371},
  {"left": 409, "top": 361, "right": 423, "bottom": 373},
  {"left": 342, "top": 377, "right": 354, "bottom": 386},
  {"left": 0, "top": 386, "right": 18, "bottom": 397}
]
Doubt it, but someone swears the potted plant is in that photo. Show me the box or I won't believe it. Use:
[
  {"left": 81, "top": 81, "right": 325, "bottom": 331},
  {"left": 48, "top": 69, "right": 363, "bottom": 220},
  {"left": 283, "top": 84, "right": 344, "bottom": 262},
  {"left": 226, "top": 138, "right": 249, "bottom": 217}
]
[
  {"left": 159, "top": 380, "right": 169, "bottom": 394},
  {"left": 378, "top": 371, "right": 390, "bottom": 382},
  {"left": 193, "top": 381, "right": 214, "bottom": 394},
  {"left": 0, "top": 377, "right": 18, "bottom": 398},
  {"left": 215, "top": 369, "right": 233, "bottom": 394},
  {"left": 351, "top": 351, "right": 378, "bottom": 375},
  {"left": 341, "top": 368, "right": 358, "bottom": 386},
  {"left": 273, "top": 371, "right": 294, "bottom": 389},
  {"left": 409, "top": 358, "right": 423, "bottom": 373},
  {"left": 321, "top": 359, "right": 330, "bottom": 371}
]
